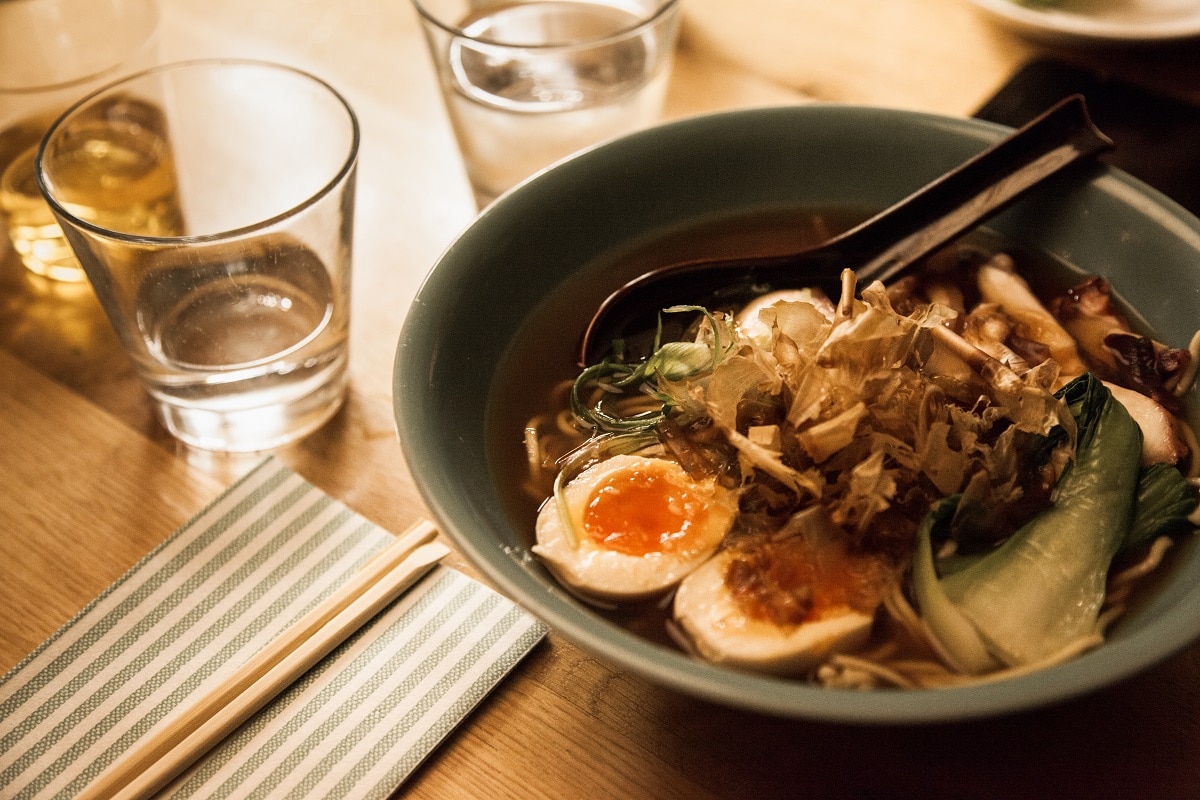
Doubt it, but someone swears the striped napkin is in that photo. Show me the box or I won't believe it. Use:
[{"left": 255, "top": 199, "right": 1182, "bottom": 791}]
[{"left": 0, "top": 458, "right": 546, "bottom": 799}]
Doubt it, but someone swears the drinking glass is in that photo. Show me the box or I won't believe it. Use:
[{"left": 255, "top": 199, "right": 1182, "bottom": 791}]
[
  {"left": 412, "top": 0, "right": 681, "bottom": 208},
  {"left": 37, "top": 59, "right": 359, "bottom": 452},
  {"left": 0, "top": 0, "right": 159, "bottom": 282}
]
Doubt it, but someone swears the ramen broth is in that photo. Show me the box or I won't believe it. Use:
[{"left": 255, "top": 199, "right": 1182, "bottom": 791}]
[
  {"left": 485, "top": 207, "right": 1122, "bottom": 650},
  {"left": 491, "top": 210, "right": 873, "bottom": 520}
]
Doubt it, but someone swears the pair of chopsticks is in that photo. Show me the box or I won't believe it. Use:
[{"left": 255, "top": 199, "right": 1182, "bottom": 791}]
[{"left": 78, "top": 520, "right": 450, "bottom": 800}]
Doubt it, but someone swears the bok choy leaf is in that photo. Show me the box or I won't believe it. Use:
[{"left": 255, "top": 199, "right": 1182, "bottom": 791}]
[
  {"left": 912, "top": 373, "right": 1143, "bottom": 671},
  {"left": 1124, "top": 462, "right": 1198, "bottom": 554}
]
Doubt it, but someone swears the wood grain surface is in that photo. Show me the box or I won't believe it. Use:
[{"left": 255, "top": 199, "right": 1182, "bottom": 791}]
[{"left": 4, "top": 2, "right": 1200, "bottom": 798}]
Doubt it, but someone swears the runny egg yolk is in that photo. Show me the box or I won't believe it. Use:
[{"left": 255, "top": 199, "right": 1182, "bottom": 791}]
[{"left": 582, "top": 466, "right": 712, "bottom": 557}]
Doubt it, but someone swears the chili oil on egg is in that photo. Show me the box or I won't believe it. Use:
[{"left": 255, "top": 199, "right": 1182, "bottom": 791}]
[
  {"left": 673, "top": 507, "right": 886, "bottom": 676},
  {"left": 533, "top": 453, "right": 738, "bottom": 604}
]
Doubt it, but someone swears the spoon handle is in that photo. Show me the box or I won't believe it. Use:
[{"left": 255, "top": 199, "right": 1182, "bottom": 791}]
[
  {"left": 579, "top": 96, "right": 1114, "bottom": 366},
  {"left": 845, "top": 94, "right": 1113, "bottom": 285}
]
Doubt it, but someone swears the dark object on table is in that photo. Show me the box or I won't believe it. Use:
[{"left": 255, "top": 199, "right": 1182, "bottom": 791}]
[{"left": 976, "top": 57, "right": 1200, "bottom": 217}]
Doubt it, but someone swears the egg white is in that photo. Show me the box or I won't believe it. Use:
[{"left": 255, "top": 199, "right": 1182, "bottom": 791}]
[
  {"left": 533, "top": 454, "right": 737, "bottom": 604},
  {"left": 673, "top": 549, "right": 874, "bottom": 676},
  {"left": 736, "top": 288, "right": 835, "bottom": 342}
]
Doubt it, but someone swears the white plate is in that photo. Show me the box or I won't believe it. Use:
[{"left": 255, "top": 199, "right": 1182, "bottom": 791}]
[{"left": 969, "top": 0, "right": 1200, "bottom": 45}]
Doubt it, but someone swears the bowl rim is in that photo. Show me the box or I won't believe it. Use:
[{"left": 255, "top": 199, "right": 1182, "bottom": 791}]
[{"left": 395, "top": 103, "right": 1200, "bottom": 724}]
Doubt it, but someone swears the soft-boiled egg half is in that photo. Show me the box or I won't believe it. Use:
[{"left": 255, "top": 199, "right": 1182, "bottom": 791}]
[
  {"left": 533, "top": 453, "right": 738, "bottom": 604},
  {"left": 673, "top": 510, "right": 882, "bottom": 676},
  {"left": 736, "top": 288, "right": 836, "bottom": 342}
]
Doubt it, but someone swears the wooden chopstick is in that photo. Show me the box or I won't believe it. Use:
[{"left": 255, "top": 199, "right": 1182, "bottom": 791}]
[{"left": 78, "top": 519, "right": 450, "bottom": 800}]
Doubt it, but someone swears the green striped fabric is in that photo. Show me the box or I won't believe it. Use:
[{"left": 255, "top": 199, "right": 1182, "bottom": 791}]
[{"left": 0, "top": 458, "right": 546, "bottom": 799}]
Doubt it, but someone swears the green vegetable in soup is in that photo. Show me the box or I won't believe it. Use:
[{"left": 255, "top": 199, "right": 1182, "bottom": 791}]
[
  {"left": 1127, "top": 463, "right": 1198, "bottom": 554},
  {"left": 913, "top": 373, "right": 1143, "bottom": 672}
]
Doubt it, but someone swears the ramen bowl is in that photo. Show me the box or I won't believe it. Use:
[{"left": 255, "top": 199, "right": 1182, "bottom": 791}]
[{"left": 393, "top": 104, "right": 1200, "bottom": 723}]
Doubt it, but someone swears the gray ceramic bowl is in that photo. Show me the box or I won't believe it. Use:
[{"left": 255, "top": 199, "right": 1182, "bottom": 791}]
[{"left": 394, "top": 105, "right": 1200, "bottom": 723}]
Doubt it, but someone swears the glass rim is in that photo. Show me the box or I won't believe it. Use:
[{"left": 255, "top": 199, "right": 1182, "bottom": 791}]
[
  {"left": 0, "top": 0, "right": 158, "bottom": 95},
  {"left": 410, "top": 0, "right": 680, "bottom": 49},
  {"left": 34, "top": 57, "right": 361, "bottom": 246}
]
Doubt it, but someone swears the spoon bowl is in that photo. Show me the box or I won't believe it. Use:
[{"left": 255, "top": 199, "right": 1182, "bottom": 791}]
[{"left": 578, "top": 95, "right": 1112, "bottom": 365}]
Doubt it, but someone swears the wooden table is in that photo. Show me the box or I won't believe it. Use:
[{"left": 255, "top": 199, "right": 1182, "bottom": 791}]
[{"left": 4, "top": 2, "right": 1200, "bottom": 797}]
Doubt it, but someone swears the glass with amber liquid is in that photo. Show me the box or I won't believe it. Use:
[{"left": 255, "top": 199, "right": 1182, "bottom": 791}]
[
  {"left": 0, "top": 95, "right": 183, "bottom": 282},
  {"left": 0, "top": 0, "right": 160, "bottom": 280}
]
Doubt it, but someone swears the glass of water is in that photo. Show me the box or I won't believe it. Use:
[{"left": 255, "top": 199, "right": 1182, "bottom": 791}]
[
  {"left": 37, "top": 59, "right": 359, "bottom": 453},
  {"left": 412, "top": 0, "right": 681, "bottom": 208}
]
